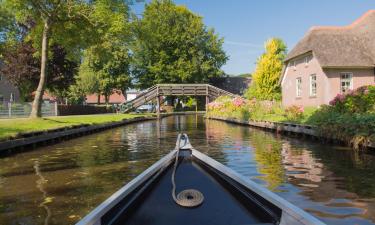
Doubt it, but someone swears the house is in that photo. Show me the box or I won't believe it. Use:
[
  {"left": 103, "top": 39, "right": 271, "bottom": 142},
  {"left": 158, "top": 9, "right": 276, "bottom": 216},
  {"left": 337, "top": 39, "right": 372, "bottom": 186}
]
[
  {"left": 0, "top": 70, "right": 20, "bottom": 104},
  {"left": 85, "top": 89, "right": 141, "bottom": 105},
  {"left": 210, "top": 76, "right": 251, "bottom": 95},
  {"left": 281, "top": 10, "right": 375, "bottom": 107}
]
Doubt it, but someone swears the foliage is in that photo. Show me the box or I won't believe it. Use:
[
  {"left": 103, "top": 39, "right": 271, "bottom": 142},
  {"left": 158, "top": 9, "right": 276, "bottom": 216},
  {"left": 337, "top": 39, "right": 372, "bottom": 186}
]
[
  {"left": 208, "top": 85, "right": 375, "bottom": 150},
  {"left": 284, "top": 105, "right": 304, "bottom": 121},
  {"left": 307, "top": 106, "right": 375, "bottom": 150},
  {"left": 307, "top": 86, "right": 375, "bottom": 149},
  {"left": 245, "top": 38, "right": 287, "bottom": 101},
  {"left": 0, "top": 42, "right": 77, "bottom": 101},
  {"left": 68, "top": 0, "right": 132, "bottom": 104},
  {"left": 132, "top": 0, "right": 228, "bottom": 88},
  {"left": 251, "top": 132, "right": 284, "bottom": 190},
  {"left": 185, "top": 97, "right": 197, "bottom": 108},
  {"left": 0, "top": 2, "right": 14, "bottom": 55},
  {"left": 236, "top": 73, "right": 251, "bottom": 78},
  {"left": 0, "top": 42, "right": 39, "bottom": 101},
  {"left": 329, "top": 85, "right": 375, "bottom": 114},
  {"left": 208, "top": 97, "right": 287, "bottom": 122}
]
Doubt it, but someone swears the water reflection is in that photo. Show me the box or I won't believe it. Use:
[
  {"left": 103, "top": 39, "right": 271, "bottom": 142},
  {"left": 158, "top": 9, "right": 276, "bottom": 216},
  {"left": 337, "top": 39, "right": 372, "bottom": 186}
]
[
  {"left": 0, "top": 115, "right": 375, "bottom": 225},
  {"left": 34, "top": 160, "right": 52, "bottom": 225}
]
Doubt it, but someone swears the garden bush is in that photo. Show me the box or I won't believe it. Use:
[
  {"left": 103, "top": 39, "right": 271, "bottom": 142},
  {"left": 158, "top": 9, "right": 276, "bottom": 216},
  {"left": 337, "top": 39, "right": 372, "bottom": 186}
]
[
  {"left": 207, "top": 85, "right": 375, "bottom": 150},
  {"left": 329, "top": 85, "right": 375, "bottom": 114},
  {"left": 284, "top": 105, "right": 304, "bottom": 121}
]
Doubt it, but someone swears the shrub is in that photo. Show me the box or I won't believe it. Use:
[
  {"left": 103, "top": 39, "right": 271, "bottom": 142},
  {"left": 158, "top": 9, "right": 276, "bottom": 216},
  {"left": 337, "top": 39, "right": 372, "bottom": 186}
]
[
  {"left": 329, "top": 85, "right": 375, "bottom": 114},
  {"left": 284, "top": 105, "right": 304, "bottom": 121},
  {"left": 307, "top": 105, "right": 375, "bottom": 150}
]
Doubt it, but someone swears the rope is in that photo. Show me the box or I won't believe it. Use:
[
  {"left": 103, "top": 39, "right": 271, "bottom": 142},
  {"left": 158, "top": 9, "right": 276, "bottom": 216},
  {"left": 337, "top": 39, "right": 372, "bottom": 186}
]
[{"left": 171, "top": 134, "right": 204, "bottom": 208}]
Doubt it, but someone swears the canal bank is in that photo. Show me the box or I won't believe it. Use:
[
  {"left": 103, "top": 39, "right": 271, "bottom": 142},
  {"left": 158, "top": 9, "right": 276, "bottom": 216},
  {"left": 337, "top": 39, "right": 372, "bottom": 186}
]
[
  {"left": 0, "top": 112, "right": 205, "bottom": 156},
  {"left": 1, "top": 114, "right": 375, "bottom": 225},
  {"left": 206, "top": 116, "right": 375, "bottom": 150},
  {"left": 0, "top": 115, "right": 156, "bottom": 156}
]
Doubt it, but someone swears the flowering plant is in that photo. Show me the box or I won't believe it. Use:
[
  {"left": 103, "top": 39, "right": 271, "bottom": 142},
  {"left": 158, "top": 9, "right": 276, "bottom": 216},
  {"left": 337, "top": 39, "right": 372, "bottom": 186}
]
[
  {"left": 232, "top": 97, "right": 245, "bottom": 107},
  {"left": 329, "top": 85, "right": 375, "bottom": 113},
  {"left": 284, "top": 105, "right": 304, "bottom": 121}
]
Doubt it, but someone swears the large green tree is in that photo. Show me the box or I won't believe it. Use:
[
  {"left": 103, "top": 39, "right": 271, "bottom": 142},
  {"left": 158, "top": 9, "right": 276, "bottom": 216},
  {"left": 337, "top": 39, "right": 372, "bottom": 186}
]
[
  {"left": 72, "top": 0, "right": 132, "bottom": 104},
  {"left": 2, "top": 0, "right": 100, "bottom": 117},
  {"left": 132, "top": 0, "right": 228, "bottom": 88},
  {"left": 245, "top": 38, "right": 287, "bottom": 101},
  {"left": 2, "top": 0, "right": 136, "bottom": 115}
]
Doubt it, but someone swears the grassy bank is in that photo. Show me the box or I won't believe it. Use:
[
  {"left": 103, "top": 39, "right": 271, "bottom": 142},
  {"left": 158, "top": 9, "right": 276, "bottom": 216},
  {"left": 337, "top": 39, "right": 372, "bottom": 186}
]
[
  {"left": 208, "top": 86, "right": 375, "bottom": 150},
  {"left": 0, "top": 113, "right": 152, "bottom": 140}
]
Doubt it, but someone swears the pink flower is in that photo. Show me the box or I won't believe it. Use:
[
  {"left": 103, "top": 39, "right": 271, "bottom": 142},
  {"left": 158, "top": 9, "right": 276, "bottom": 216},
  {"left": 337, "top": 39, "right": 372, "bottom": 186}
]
[{"left": 232, "top": 97, "right": 245, "bottom": 107}]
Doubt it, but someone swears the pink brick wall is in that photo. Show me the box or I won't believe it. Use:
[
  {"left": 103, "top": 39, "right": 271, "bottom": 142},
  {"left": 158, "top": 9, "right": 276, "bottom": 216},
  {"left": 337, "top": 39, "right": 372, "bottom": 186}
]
[
  {"left": 282, "top": 54, "right": 375, "bottom": 107},
  {"left": 281, "top": 53, "right": 327, "bottom": 107}
]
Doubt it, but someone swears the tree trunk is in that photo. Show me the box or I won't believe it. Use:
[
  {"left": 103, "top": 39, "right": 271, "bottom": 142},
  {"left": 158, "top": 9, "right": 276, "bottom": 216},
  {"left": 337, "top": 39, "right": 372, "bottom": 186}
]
[
  {"left": 97, "top": 94, "right": 100, "bottom": 104},
  {"left": 30, "top": 19, "right": 50, "bottom": 118},
  {"left": 105, "top": 94, "right": 109, "bottom": 105}
]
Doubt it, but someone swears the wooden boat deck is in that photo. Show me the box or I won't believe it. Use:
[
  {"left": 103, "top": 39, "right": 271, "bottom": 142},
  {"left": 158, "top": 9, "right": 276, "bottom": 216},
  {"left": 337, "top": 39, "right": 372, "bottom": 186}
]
[{"left": 101, "top": 153, "right": 278, "bottom": 225}]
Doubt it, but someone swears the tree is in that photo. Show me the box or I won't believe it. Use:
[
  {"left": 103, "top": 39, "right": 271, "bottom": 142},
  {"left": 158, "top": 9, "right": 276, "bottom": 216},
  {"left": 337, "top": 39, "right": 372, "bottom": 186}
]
[
  {"left": 132, "top": 0, "right": 228, "bottom": 88},
  {"left": 0, "top": 42, "right": 39, "bottom": 101},
  {"left": 245, "top": 38, "right": 287, "bottom": 101},
  {"left": 72, "top": 0, "right": 132, "bottom": 104},
  {"left": 0, "top": 3, "right": 13, "bottom": 55},
  {"left": 0, "top": 42, "right": 77, "bottom": 102},
  {"left": 2, "top": 0, "right": 101, "bottom": 117}
]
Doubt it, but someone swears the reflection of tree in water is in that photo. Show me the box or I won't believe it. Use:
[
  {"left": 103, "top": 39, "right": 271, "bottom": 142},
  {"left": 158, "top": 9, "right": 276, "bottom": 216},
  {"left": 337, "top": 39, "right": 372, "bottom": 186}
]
[
  {"left": 250, "top": 132, "right": 285, "bottom": 190},
  {"left": 310, "top": 145, "right": 375, "bottom": 198},
  {"left": 34, "top": 160, "right": 52, "bottom": 225}
]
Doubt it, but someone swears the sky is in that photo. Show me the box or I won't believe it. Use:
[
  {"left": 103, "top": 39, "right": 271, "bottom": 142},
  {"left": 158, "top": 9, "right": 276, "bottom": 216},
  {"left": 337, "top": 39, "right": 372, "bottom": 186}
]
[{"left": 131, "top": 0, "right": 375, "bottom": 75}]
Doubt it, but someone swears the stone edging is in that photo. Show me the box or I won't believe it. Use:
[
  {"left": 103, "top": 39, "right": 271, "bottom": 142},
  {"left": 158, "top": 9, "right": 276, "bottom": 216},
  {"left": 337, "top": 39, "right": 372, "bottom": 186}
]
[
  {"left": 0, "top": 116, "right": 157, "bottom": 156},
  {"left": 207, "top": 116, "right": 375, "bottom": 149}
]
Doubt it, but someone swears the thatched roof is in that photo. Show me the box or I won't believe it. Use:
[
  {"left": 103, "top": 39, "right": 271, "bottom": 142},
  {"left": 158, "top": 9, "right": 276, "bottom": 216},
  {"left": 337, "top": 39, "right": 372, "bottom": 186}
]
[{"left": 285, "top": 10, "right": 375, "bottom": 67}]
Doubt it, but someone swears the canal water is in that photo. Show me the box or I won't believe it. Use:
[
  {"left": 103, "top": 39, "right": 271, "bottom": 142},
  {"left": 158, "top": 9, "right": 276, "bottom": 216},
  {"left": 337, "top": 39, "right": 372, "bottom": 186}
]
[{"left": 1, "top": 115, "right": 375, "bottom": 225}]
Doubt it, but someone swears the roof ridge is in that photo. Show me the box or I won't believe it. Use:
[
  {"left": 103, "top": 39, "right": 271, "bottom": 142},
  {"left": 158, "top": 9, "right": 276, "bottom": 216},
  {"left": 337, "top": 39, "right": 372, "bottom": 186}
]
[{"left": 309, "top": 10, "right": 375, "bottom": 32}]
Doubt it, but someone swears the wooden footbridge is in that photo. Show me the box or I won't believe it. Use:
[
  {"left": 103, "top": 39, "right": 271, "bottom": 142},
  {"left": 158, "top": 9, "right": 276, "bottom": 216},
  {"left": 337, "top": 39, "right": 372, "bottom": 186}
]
[{"left": 121, "top": 84, "right": 238, "bottom": 113}]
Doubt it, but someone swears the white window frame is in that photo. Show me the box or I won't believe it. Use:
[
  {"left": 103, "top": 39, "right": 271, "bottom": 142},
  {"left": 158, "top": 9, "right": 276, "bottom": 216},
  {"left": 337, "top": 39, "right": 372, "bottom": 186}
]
[
  {"left": 309, "top": 74, "right": 317, "bottom": 96},
  {"left": 340, "top": 72, "right": 353, "bottom": 93},
  {"left": 296, "top": 77, "right": 302, "bottom": 97}
]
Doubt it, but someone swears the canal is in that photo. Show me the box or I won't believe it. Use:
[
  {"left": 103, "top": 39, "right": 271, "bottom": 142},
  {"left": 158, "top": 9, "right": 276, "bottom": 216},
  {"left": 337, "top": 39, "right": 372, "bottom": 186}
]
[{"left": 1, "top": 115, "right": 375, "bottom": 225}]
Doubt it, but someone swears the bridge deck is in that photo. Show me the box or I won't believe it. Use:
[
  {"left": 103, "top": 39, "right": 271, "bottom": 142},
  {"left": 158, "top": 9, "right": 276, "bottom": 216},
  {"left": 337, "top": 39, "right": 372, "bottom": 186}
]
[{"left": 122, "top": 84, "right": 239, "bottom": 113}]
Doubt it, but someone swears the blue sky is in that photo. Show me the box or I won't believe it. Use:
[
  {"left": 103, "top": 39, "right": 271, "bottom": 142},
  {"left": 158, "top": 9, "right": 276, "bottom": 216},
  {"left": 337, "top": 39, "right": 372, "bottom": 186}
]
[{"left": 131, "top": 1, "right": 374, "bottom": 75}]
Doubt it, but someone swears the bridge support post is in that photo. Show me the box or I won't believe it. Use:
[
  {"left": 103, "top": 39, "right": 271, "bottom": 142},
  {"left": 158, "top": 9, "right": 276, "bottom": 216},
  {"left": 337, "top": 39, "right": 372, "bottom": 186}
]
[
  {"left": 205, "top": 95, "right": 209, "bottom": 113},
  {"left": 195, "top": 96, "right": 198, "bottom": 113},
  {"left": 157, "top": 96, "right": 161, "bottom": 118}
]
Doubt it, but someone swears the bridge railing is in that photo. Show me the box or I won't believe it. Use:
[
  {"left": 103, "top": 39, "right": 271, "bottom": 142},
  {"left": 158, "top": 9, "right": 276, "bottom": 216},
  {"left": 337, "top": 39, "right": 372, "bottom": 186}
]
[{"left": 121, "top": 84, "right": 240, "bottom": 113}]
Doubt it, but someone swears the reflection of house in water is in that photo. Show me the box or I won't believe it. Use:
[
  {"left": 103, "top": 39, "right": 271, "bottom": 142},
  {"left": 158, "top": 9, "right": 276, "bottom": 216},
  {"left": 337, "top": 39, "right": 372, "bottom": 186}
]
[
  {"left": 281, "top": 142, "right": 324, "bottom": 184},
  {"left": 280, "top": 142, "right": 375, "bottom": 223}
]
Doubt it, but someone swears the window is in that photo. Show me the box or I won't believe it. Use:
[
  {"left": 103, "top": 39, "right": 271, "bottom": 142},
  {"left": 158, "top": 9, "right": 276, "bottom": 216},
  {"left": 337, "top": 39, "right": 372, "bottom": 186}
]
[
  {"left": 0, "top": 74, "right": 2, "bottom": 81},
  {"left": 305, "top": 56, "right": 311, "bottom": 66},
  {"left": 296, "top": 77, "right": 302, "bottom": 97},
  {"left": 340, "top": 72, "right": 353, "bottom": 93},
  {"left": 310, "top": 74, "right": 317, "bottom": 96},
  {"left": 289, "top": 61, "right": 296, "bottom": 70}
]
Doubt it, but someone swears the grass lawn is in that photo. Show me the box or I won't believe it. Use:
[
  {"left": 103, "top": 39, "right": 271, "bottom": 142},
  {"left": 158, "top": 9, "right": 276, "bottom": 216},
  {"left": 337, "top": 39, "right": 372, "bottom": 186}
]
[{"left": 0, "top": 113, "right": 153, "bottom": 140}]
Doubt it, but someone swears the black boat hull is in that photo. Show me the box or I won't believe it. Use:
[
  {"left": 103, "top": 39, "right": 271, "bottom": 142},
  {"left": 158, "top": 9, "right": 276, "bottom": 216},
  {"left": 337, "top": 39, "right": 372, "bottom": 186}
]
[{"left": 76, "top": 134, "right": 325, "bottom": 225}]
